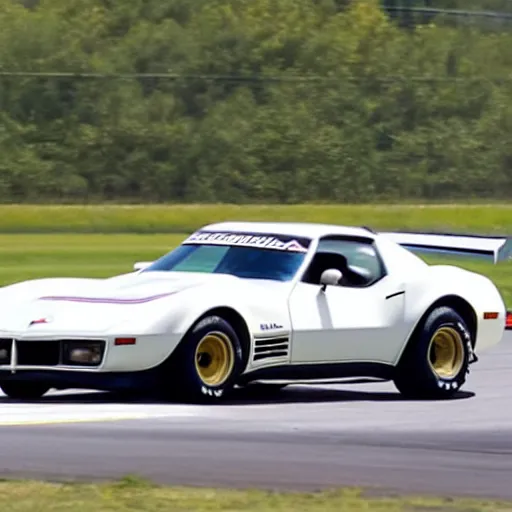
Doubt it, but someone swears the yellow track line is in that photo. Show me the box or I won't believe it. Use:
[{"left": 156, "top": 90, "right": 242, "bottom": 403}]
[{"left": 0, "top": 414, "right": 150, "bottom": 427}]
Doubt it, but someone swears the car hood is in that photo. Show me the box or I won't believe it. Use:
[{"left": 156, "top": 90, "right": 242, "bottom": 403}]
[{"left": 0, "top": 271, "right": 272, "bottom": 335}]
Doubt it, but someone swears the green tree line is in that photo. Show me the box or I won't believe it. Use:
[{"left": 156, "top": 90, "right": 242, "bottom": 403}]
[{"left": 1, "top": 0, "right": 512, "bottom": 203}]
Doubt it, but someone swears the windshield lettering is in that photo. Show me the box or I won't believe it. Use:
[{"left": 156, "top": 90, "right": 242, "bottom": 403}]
[{"left": 184, "top": 231, "right": 309, "bottom": 253}]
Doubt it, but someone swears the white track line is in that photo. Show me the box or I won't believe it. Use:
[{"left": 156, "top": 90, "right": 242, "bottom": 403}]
[{"left": 0, "top": 392, "right": 203, "bottom": 426}]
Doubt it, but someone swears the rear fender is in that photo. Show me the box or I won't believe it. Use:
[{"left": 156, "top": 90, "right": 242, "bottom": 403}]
[{"left": 396, "top": 265, "right": 505, "bottom": 363}]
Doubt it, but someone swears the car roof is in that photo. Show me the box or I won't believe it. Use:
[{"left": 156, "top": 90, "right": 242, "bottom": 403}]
[{"left": 202, "top": 221, "right": 375, "bottom": 240}]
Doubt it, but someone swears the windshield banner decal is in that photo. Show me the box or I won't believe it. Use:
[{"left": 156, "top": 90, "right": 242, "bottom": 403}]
[{"left": 183, "top": 231, "right": 310, "bottom": 253}]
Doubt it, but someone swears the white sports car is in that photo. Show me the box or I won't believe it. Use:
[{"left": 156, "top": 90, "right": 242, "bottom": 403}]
[{"left": 0, "top": 221, "right": 509, "bottom": 402}]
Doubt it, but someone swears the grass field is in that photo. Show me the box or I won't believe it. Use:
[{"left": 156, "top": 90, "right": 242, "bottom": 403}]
[
  {"left": 0, "top": 233, "right": 509, "bottom": 306},
  {"left": 0, "top": 203, "right": 509, "bottom": 233},
  {"left": 0, "top": 478, "right": 510, "bottom": 512},
  {"left": 0, "top": 202, "right": 508, "bottom": 298},
  {"left": 0, "top": 234, "right": 181, "bottom": 284},
  {"left": 0, "top": 204, "right": 509, "bottom": 303}
]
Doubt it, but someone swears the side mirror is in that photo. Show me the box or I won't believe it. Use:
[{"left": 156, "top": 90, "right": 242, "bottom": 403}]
[
  {"left": 133, "top": 261, "right": 153, "bottom": 272},
  {"left": 320, "top": 268, "right": 342, "bottom": 291}
]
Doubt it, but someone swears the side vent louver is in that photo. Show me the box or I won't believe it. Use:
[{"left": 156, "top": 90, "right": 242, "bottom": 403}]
[{"left": 253, "top": 335, "right": 290, "bottom": 362}]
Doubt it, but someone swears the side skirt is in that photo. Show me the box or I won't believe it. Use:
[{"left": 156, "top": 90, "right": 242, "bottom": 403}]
[{"left": 238, "top": 361, "right": 395, "bottom": 386}]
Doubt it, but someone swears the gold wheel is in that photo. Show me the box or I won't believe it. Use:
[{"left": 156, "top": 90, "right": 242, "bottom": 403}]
[
  {"left": 194, "top": 332, "right": 235, "bottom": 386},
  {"left": 428, "top": 326, "right": 465, "bottom": 379}
]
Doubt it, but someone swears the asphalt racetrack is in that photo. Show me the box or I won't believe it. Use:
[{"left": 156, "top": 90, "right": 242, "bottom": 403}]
[{"left": 0, "top": 331, "right": 511, "bottom": 499}]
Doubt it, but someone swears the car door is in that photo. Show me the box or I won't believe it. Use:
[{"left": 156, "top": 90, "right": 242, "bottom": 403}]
[{"left": 288, "top": 236, "right": 409, "bottom": 365}]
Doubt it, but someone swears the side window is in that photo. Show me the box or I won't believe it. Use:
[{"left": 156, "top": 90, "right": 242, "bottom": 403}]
[{"left": 303, "top": 237, "right": 385, "bottom": 287}]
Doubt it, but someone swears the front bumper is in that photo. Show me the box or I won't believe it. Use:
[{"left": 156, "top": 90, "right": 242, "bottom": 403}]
[
  {"left": 0, "top": 337, "right": 106, "bottom": 368},
  {"left": 0, "top": 331, "right": 183, "bottom": 392},
  {"left": 0, "top": 332, "right": 183, "bottom": 374}
]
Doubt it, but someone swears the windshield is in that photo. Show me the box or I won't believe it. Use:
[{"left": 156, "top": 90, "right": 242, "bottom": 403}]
[{"left": 143, "top": 230, "right": 311, "bottom": 282}]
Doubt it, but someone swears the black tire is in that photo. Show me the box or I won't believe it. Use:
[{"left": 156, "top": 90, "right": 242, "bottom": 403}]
[
  {"left": 393, "top": 306, "right": 473, "bottom": 400},
  {"left": 165, "top": 315, "right": 244, "bottom": 403},
  {"left": 0, "top": 382, "right": 50, "bottom": 400}
]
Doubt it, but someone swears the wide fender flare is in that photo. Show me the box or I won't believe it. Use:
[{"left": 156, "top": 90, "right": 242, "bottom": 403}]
[
  {"left": 156, "top": 287, "right": 257, "bottom": 348},
  {"left": 399, "top": 267, "right": 497, "bottom": 358}
]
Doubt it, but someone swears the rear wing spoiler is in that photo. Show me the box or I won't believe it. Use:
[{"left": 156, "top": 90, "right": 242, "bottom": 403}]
[
  {"left": 380, "top": 230, "right": 512, "bottom": 329},
  {"left": 380, "top": 231, "right": 512, "bottom": 264}
]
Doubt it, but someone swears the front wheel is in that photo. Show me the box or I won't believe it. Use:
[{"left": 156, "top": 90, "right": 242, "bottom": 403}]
[
  {"left": 393, "top": 306, "right": 473, "bottom": 400},
  {"left": 165, "top": 315, "right": 244, "bottom": 403},
  {"left": 0, "top": 382, "right": 50, "bottom": 400}
]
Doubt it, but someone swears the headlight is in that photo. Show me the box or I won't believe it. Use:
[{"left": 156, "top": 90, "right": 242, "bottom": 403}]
[
  {"left": 0, "top": 339, "right": 11, "bottom": 364},
  {"left": 62, "top": 341, "right": 104, "bottom": 366}
]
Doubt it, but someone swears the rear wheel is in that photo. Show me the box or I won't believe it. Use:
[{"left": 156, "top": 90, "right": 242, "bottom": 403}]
[
  {"left": 393, "top": 306, "right": 472, "bottom": 399},
  {"left": 165, "top": 315, "right": 244, "bottom": 403},
  {"left": 0, "top": 382, "right": 50, "bottom": 400}
]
